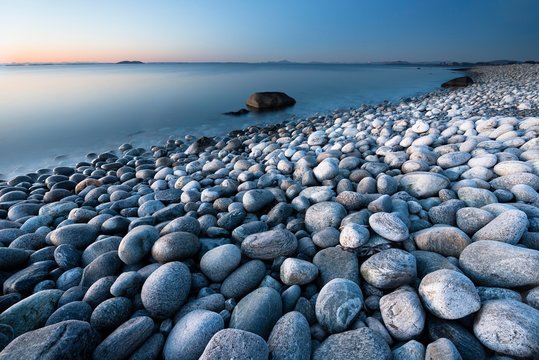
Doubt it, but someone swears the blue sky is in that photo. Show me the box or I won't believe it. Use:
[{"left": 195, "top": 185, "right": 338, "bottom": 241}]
[{"left": 1, "top": 0, "right": 538, "bottom": 63}]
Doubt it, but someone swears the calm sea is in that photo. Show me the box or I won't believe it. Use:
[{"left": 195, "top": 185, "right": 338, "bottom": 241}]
[{"left": 0, "top": 63, "right": 457, "bottom": 178}]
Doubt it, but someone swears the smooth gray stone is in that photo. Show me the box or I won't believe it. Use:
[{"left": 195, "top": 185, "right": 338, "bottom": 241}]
[
  {"left": 313, "top": 247, "right": 359, "bottom": 286},
  {"left": 54, "top": 244, "right": 81, "bottom": 269},
  {"left": 231, "top": 221, "right": 268, "bottom": 243},
  {"left": 242, "top": 189, "right": 274, "bottom": 212},
  {"left": 80, "top": 251, "right": 122, "bottom": 287},
  {"left": 9, "top": 233, "right": 46, "bottom": 250},
  {"left": 93, "top": 316, "right": 154, "bottom": 360},
  {"left": 360, "top": 249, "right": 417, "bottom": 289},
  {"left": 241, "top": 229, "right": 297, "bottom": 260},
  {"left": 312, "top": 227, "right": 340, "bottom": 248},
  {"left": 45, "top": 301, "right": 93, "bottom": 326},
  {"left": 90, "top": 297, "right": 132, "bottom": 332},
  {"left": 313, "top": 328, "right": 391, "bottom": 360},
  {"left": 268, "top": 311, "right": 311, "bottom": 360},
  {"left": 477, "top": 287, "right": 522, "bottom": 302},
  {"left": 199, "top": 329, "right": 269, "bottom": 360},
  {"left": 315, "top": 278, "right": 363, "bottom": 334},
  {"left": 457, "top": 187, "right": 498, "bottom": 208},
  {"left": 220, "top": 259, "right": 267, "bottom": 299},
  {"left": 118, "top": 225, "right": 160, "bottom": 265},
  {"left": 455, "top": 208, "right": 495, "bottom": 236},
  {"left": 380, "top": 287, "right": 425, "bottom": 341},
  {"left": 304, "top": 201, "right": 347, "bottom": 233},
  {"left": 82, "top": 276, "right": 116, "bottom": 307},
  {"left": 141, "top": 261, "right": 191, "bottom": 318},
  {"left": 428, "top": 319, "right": 487, "bottom": 360},
  {"left": 392, "top": 340, "right": 425, "bottom": 360},
  {"left": 425, "top": 338, "right": 462, "bottom": 360},
  {"left": 128, "top": 333, "right": 164, "bottom": 360},
  {"left": 413, "top": 225, "right": 472, "bottom": 257},
  {"left": 58, "top": 285, "right": 87, "bottom": 307},
  {"left": 419, "top": 269, "right": 480, "bottom": 320},
  {"left": 0, "top": 247, "right": 29, "bottom": 270},
  {"left": 0, "top": 289, "right": 63, "bottom": 337},
  {"left": 230, "top": 287, "right": 283, "bottom": 339},
  {"left": 163, "top": 310, "right": 224, "bottom": 360},
  {"left": 49, "top": 223, "right": 99, "bottom": 249},
  {"left": 110, "top": 271, "right": 143, "bottom": 297},
  {"left": 412, "top": 250, "right": 462, "bottom": 278},
  {"left": 471, "top": 209, "right": 528, "bottom": 245},
  {"left": 0, "top": 320, "right": 99, "bottom": 360},
  {"left": 56, "top": 267, "right": 83, "bottom": 290},
  {"left": 473, "top": 300, "right": 539, "bottom": 358},
  {"left": 399, "top": 172, "right": 450, "bottom": 198},
  {"left": 151, "top": 231, "right": 200, "bottom": 263},
  {"left": 160, "top": 216, "right": 200, "bottom": 236},
  {"left": 369, "top": 212, "right": 409, "bottom": 242},
  {"left": 81, "top": 236, "right": 122, "bottom": 266},
  {"left": 459, "top": 240, "right": 539, "bottom": 287},
  {"left": 279, "top": 257, "right": 318, "bottom": 286},
  {"left": 200, "top": 244, "right": 241, "bottom": 282},
  {"left": 3, "top": 260, "right": 56, "bottom": 295},
  {"left": 174, "top": 293, "right": 225, "bottom": 322}
]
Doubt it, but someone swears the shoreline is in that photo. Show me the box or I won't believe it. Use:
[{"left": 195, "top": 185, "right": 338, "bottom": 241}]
[{"left": 1, "top": 64, "right": 539, "bottom": 358}]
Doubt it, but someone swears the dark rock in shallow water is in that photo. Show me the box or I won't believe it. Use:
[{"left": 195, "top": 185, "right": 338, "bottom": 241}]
[
  {"left": 0, "top": 320, "right": 99, "bottom": 360},
  {"left": 224, "top": 108, "right": 249, "bottom": 116},
  {"left": 185, "top": 136, "right": 217, "bottom": 155},
  {"left": 441, "top": 76, "right": 474, "bottom": 88},
  {"left": 246, "top": 92, "right": 296, "bottom": 111}
]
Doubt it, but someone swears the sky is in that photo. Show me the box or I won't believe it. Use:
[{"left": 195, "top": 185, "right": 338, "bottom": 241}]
[{"left": 1, "top": 0, "right": 538, "bottom": 63}]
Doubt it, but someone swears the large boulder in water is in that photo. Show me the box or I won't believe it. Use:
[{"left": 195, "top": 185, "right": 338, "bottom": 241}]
[
  {"left": 441, "top": 76, "right": 474, "bottom": 88},
  {"left": 246, "top": 92, "right": 296, "bottom": 111}
]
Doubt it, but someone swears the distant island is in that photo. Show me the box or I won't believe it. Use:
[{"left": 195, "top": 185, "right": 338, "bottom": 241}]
[{"left": 116, "top": 60, "right": 144, "bottom": 64}]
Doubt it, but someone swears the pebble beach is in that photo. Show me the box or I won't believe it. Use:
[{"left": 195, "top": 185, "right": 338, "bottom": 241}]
[{"left": 0, "top": 64, "right": 539, "bottom": 359}]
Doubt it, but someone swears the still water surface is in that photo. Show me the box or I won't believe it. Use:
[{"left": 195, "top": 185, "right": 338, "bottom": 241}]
[{"left": 0, "top": 63, "right": 457, "bottom": 178}]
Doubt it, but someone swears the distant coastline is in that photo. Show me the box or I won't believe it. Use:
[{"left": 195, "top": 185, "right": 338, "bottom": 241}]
[{"left": 2, "top": 59, "right": 537, "bottom": 67}]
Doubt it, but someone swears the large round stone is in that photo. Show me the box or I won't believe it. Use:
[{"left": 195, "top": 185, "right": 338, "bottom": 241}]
[
  {"left": 360, "top": 249, "right": 417, "bottom": 289},
  {"left": 49, "top": 224, "right": 99, "bottom": 249},
  {"left": 268, "top": 311, "right": 310, "bottom": 360},
  {"left": 241, "top": 229, "right": 297, "bottom": 260},
  {"left": 242, "top": 189, "right": 274, "bottom": 213},
  {"left": 400, "top": 172, "right": 450, "bottom": 198},
  {"left": 459, "top": 240, "right": 539, "bottom": 287},
  {"left": 313, "top": 328, "right": 391, "bottom": 360},
  {"left": 369, "top": 212, "right": 409, "bottom": 242},
  {"left": 304, "top": 202, "right": 347, "bottom": 233},
  {"left": 118, "top": 225, "right": 160, "bottom": 265},
  {"left": 313, "top": 247, "right": 359, "bottom": 286},
  {"left": 380, "top": 287, "right": 425, "bottom": 341},
  {"left": 280, "top": 258, "right": 319, "bottom": 286},
  {"left": 473, "top": 300, "right": 539, "bottom": 358},
  {"left": 471, "top": 209, "right": 528, "bottom": 245},
  {"left": 199, "top": 329, "right": 269, "bottom": 360},
  {"left": 141, "top": 261, "right": 191, "bottom": 318},
  {"left": 220, "top": 259, "right": 267, "bottom": 300},
  {"left": 315, "top": 278, "right": 363, "bottom": 334},
  {"left": 151, "top": 231, "right": 200, "bottom": 263},
  {"left": 163, "top": 309, "right": 224, "bottom": 360},
  {"left": 200, "top": 244, "right": 242, "bottom": 282},
  {"left": 0, "top": 320, "right": 99, "bottom": 359},
  {"left": 419, "top": 269, "right": 480, "bottom": 320},
  {"left": 230, "top": 287, "right": 283, "bottom": 339},
  {"left": 93, "top": 316, "right": 154, "bottom": 360},
  {"left": 413, "top": 226, "right": 471, "bottom": 257}
]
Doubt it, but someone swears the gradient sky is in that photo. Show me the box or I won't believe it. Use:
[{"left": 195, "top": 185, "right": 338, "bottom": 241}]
[{"left": 1, "top": 0, "right": 538, "bottom": 63}]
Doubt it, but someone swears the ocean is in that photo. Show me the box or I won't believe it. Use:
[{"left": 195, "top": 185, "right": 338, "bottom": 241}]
[{"left": 0, "top": 63, "right": 458, "bottom": 178}]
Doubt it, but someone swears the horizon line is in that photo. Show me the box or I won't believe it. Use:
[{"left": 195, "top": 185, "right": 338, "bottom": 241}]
[{"left": 1, "top": 59, "right": 536, "bottom": 66}]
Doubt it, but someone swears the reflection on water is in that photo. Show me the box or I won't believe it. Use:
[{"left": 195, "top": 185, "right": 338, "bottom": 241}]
[{"left": 0, "top": 63, "right": 455, "bottom": 178}]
